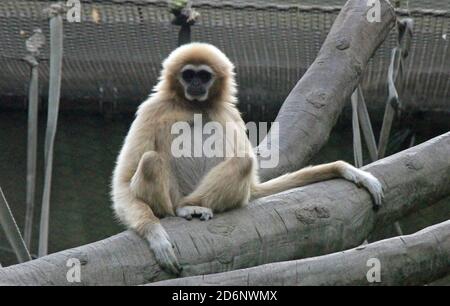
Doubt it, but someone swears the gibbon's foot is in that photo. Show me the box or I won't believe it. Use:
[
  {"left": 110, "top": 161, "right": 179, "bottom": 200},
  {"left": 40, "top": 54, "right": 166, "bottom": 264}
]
[
  {"left": 146, "top": 223, "right": 182, "bottom": 275},
  {"left": 176, "top": 206, "right": 214, "bottom": 221},
  {"left": 341, "top": 166, "right": 384, "bottom": 208}
]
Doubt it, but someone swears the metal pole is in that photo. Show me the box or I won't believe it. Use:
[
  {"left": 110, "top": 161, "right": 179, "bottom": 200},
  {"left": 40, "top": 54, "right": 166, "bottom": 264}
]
[
  {"left": 169, "top": 0, "right": 199, "bottom": 47},
  {"left": 351, "top": 90, "right": 363, "bottom": 168},
  {"left": 38, "top": 4, "right": 64, "bottom": 257},
  {"left": 23, "top": 28, "right": 45, "bottom": 249}
]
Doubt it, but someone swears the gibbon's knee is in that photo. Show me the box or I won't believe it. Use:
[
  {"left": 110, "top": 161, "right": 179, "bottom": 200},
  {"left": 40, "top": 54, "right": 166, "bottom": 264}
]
[
  {"left": 233, "top": 155, "right": 254, "bottom": 177},
  {"left": 137, "top": 151, "right": 164, "bottom": 181},
  {"left": 130, "top": 150, "right": 174, "bottom": 216}
]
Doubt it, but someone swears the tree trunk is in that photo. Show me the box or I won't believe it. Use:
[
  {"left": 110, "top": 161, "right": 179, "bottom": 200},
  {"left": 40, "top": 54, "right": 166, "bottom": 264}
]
[
  {"left": 257, "top": 0, "right": 395, "bottom": 181},
  {"left": 149, "top": 220, "right": 450, "bottom": 286},
  {"left": 0, "top": 132, "right": 449, "bottom": 285}
]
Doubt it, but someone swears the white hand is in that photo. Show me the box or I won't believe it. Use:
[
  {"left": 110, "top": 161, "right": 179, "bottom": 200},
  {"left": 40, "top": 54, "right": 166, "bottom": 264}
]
[{"left": 146, "top": 223, "right": 182, "bottom": 275}]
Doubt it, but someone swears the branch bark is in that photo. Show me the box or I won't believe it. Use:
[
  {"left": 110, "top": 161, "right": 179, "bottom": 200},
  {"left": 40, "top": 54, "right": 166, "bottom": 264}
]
[
  {"left": 149, "top": 220, "right": 450, "bottom": 286},
  {"left": 257, "top": 0, "right": 395, "bottom": 181},
  {"left": 0, "top": 132, "right": 449, "bottom": 285}
]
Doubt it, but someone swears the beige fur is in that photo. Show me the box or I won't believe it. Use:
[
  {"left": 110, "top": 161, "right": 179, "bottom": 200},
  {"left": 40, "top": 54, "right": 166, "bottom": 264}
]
[{"left": 112, "top": 43, "right": 384, "bottom": 275}]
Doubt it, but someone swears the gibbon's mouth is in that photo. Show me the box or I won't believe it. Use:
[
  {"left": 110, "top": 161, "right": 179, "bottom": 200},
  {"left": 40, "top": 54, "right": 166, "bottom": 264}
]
[{"left": 185, "top": 93, "right": 208, "bottom": 102}]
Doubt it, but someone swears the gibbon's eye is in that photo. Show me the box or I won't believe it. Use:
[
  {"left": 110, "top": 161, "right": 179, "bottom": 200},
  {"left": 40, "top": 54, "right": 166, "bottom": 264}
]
[
  {"left": 197, "top": 70, "right": 212, "bottom": 83},
  {"left": 182, "top": 69, "right": 195, "bottom": 82}
]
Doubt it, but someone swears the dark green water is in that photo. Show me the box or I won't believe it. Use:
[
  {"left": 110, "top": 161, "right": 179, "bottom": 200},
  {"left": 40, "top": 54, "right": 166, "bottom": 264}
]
[{"left": 0, "top": 109, "right": 449, "bottom": 272}]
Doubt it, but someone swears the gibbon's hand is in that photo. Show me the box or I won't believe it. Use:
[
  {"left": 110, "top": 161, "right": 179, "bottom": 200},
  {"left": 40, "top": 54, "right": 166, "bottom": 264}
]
[
  {"left": 146, "top": 223, "right": 182, "bottom": 275},
  {"left": 342, "top": 167, "right": 384, "bottom": 208},
  {"left": 176, "top": 206, "right": 214, "bottom": 221}
]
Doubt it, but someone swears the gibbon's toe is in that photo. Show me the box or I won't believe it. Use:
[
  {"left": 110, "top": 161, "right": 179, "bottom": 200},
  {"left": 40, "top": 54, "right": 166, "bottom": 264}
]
[
  {"left": 360, "top": 172, "right": 384, "bottom": 208},
  {"left": 176, "top": 206, "right": 213, "bottom": 221},
  {"left": 199, "top": 209, "right": 213, "bottom": 221}
]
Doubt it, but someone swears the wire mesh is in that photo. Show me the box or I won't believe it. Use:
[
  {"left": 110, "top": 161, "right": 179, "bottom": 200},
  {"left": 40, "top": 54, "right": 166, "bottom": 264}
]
[{"left": 0, "top": 0, "right": 448, "bottom": 113}]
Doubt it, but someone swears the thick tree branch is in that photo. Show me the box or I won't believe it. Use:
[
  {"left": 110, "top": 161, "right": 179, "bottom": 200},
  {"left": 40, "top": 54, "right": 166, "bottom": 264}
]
[
  {"left": 150, "top": 220, "right": 450, "bottom": 286},
  {"left": 258, "top": 0, "right": 395, "bottom": 181},
  {"left": 0, "top": 132, "right": 449, "bottom": 285}
]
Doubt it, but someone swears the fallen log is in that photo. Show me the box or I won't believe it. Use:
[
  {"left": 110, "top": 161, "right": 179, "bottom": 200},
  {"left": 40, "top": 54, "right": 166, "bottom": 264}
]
[
  {"left": 150, "top": 220, "right": 450, "bottom": 286},
  {"left": 0, "top": 132, "right": 449, "bottom": 285}
]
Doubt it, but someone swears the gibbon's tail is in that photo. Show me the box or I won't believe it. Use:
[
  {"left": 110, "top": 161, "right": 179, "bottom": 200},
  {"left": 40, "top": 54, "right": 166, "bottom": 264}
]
[{"left": 251, "top": 162, "right": 344, "bottom": 199}]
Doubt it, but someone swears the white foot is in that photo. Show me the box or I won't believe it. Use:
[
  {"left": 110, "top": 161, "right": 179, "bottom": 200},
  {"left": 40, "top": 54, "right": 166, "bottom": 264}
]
[
  {"left": 341, "top": 166, "right": 384, "bottom": 207},
  {"left": 176, "top": 206, "right": 213, "bottom": 221}
]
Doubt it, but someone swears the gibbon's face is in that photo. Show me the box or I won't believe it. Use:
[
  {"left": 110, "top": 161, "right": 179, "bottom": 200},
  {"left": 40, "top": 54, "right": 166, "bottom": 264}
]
[
  {"left": 161, "top": 43, "right": 235, "bottom": 106},
  {"left": 178, "top": 64, "right": 216, "bottom": 102}
]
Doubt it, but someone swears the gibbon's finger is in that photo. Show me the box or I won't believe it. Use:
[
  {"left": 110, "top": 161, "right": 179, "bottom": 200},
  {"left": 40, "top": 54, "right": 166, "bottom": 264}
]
[
  {"left": 168, "top": 247, "right": 183, "bottom": 272},
  {"left": 164, "top": 247, "right": 182, "bottom": 274},
  {"left": 153, "top": 242, "right": 182, "bottom": 275},
  {"left": 147, "top": 224, "right": 182, "bottom": 274},
  {"left": 200, "top": 210, "right": 213, "bottom": 221},
  {"left": 161, "top": 237, "right": 182, "bottom": 273}
]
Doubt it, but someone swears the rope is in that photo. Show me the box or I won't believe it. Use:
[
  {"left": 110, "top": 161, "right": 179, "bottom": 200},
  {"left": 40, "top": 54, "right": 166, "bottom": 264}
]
[
  {"left": 351, "top": 85, "right": 378, "bottom": 167},
  {"left": 378, "top": 18, "right": 414, "bottom": 159},
  {"left": 0, "top": 187, "right": 32, "bottom": 263},
  {"left": 351, "top": 15, "right": 414, "bottom": 238},
  {"left": 351, "top": 90, "right": 363, "bottom": 168}
]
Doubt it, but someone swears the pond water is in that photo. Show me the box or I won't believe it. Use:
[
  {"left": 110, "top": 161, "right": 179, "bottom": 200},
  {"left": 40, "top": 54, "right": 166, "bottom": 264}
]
[{"left": 0, "top": 109, "right": 449, "bottom": 274}]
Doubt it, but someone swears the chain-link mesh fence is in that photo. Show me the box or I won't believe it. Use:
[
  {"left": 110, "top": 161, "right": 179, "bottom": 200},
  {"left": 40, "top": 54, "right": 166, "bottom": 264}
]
[{"left": 0, "top": 0, "right": 449, "bottom": 115}]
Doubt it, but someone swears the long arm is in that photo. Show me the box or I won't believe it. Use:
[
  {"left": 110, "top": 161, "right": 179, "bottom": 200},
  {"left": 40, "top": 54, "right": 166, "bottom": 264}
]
[{"left": 112, "top": 110, "right": 182, "bottom": 275}]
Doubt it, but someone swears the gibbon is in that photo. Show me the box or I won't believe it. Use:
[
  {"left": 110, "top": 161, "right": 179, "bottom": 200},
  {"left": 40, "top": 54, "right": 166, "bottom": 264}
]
[{"left": 112, "top": 43, "right": 384, "bottom": 275}]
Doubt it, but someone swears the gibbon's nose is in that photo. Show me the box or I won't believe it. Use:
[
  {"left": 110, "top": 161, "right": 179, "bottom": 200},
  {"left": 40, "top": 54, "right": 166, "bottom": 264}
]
[{"left": 187, "top": 85, "right": 206, "bottom": 97}]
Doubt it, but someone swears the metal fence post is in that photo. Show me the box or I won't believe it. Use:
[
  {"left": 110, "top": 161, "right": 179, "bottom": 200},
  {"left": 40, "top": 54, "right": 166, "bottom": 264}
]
[
  {"left": 38, "top": 3, "right": 65, "bottom": 257},
  {"left": 22, "top": 28, "right": 45, "bottom": 250},
  {"left": 169, "top": 0, "right": 199, "bottom": 46}
]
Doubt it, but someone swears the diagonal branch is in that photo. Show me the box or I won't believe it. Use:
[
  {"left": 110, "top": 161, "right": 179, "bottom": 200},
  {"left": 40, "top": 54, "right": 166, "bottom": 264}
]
[{"left": 258, "top": 0, "right": 396, "bottom": 181}]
